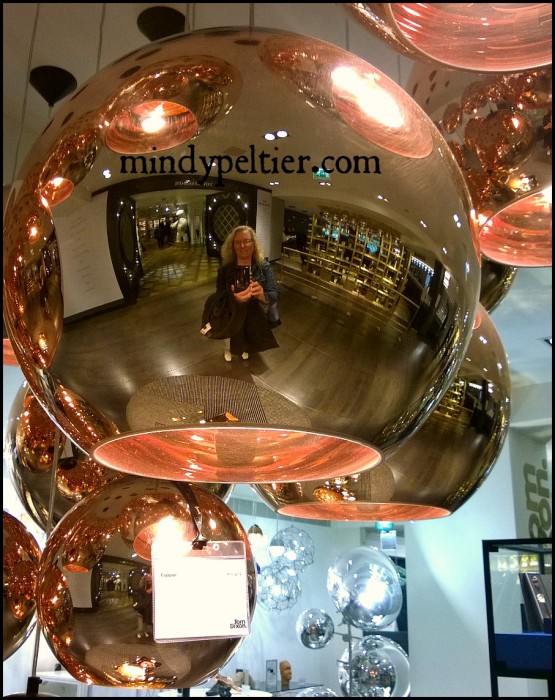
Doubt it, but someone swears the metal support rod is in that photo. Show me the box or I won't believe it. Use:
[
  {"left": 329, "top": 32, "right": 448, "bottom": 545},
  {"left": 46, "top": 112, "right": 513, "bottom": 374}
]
[{"left": 30, "top": 426, "right": 62, "bottom": 679}]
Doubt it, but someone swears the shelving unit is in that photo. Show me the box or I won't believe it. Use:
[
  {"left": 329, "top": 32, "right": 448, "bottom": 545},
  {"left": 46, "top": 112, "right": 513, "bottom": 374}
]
[
  {"left": 482, "top": 538, "right": 552, "bottom": 697},
  {"left": 280, "top": 209, "right": 434, "bottom": 332}
]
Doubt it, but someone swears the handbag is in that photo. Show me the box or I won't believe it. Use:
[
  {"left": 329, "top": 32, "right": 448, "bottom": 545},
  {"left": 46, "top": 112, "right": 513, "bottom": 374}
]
[{"left": 200, "top": 290, "right": 246, "bottom": 339}]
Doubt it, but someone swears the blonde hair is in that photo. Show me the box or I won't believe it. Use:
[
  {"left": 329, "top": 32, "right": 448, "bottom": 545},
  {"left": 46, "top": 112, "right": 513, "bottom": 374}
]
[{"left": 220, "top": 225, "right": 265, "bottom": 266}]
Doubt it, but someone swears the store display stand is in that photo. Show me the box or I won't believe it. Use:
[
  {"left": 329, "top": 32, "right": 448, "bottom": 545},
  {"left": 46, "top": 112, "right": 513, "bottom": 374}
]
[{"left": 482, "top": 538, "right": 552, "bottom": 697}]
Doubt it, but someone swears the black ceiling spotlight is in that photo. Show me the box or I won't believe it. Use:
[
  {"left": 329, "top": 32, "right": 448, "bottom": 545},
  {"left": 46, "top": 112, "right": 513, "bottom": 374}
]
[
  {"left": 137, "top": 6, "right": 187, "bottom": 42},
  {"left": 29, "top": 65, "right": 77, "bottom": 108}
]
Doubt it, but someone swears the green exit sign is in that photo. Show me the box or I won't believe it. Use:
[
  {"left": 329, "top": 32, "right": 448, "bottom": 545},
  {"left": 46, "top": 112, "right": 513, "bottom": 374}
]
[{"left": 312, "top": 167, "right": 331, "bottom": 180}]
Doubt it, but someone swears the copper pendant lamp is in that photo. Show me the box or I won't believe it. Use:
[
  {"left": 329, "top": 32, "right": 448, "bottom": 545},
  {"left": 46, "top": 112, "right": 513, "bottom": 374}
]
[
  {"left": 3, "top": 27, "right": 480, "bottom": 486},
  {"left": 253, "top": 303, "right": 511, "bottom": 521},
  {"left": 35, "top": 476, "right": 257, "bottom": 689},
  {"left": 343, "top": 3, "right": 552, "bottom": 73}
]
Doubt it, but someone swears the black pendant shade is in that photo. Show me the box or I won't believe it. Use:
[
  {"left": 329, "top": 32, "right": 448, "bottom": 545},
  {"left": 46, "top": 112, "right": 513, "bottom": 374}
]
[
  {"left": 137, "top": 6, "right": 187, "bottom": 41},
  {"left": 29, "top": 66, "right": 77, "bottom": 107}
]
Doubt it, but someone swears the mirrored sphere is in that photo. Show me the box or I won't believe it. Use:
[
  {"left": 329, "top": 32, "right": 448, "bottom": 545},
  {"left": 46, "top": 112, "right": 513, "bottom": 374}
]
[
  {"left": 35, "top": 476, "right": 256, "bottom": 689},
  {"left": 3, "top": 511, "right": 42, "bottom": 660},
  {"left": 295, "top": 608, "right": 335, "bottom": 649},
  {"left": 338, "top": 635, "right": 410, "bottom": 697},
  {"left": 3, "top": 27, "right": 479, "bottom": 486},
  {"left": 409, "top": 64, "right": 552, "bottom": 267},
  {"left": 479, "top": 258, "right": 518, "bottom": 313},
  {"left": 327, "top": 547, "right": 402, "bottom": 630}
]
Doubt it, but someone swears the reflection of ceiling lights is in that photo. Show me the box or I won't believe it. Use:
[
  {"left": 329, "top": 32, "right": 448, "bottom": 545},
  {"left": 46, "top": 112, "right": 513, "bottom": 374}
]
[{"left": 264, "top": 129, "right": 289, "bottom": 140}]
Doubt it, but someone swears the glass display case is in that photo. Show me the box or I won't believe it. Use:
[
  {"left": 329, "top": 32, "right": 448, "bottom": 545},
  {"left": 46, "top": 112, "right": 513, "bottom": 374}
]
[{"left": 482, "top": 538, "right": 552, "bottom": 697}]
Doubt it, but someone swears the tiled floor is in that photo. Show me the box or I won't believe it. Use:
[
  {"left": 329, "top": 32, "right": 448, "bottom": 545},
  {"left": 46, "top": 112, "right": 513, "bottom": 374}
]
[{"left": 138, "top": 241, "right": 220, "bottom": 301}]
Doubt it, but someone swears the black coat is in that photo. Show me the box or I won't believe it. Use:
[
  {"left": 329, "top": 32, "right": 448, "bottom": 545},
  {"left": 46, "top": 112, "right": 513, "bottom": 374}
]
[{"left": 201, "top": 262, "right": 279, "bottom": 354}]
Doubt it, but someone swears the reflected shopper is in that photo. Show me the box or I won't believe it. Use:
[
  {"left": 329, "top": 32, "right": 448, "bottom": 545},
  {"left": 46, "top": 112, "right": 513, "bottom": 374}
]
[{"left": 216, "top": 225, "right": 280, "bottom": 362}]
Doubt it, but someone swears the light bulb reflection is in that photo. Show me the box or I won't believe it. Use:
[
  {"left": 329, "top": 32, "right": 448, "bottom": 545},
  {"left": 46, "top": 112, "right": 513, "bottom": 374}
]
[
  {"left": 141, "top": 105, "right": 167, "bottom": 133},
  {"left": 331, "top": 67, "right": 404, "bottom": 128}
]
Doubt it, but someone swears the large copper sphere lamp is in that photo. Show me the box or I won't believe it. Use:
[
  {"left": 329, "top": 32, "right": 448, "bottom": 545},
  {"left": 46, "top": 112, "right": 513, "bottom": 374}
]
[
  {"left": 253, "top": 303, "right": 510, "bottom": 521},
  {"left": 3, "top": 511, "right": 42, "bottom": 660},
  {"left": 342, "top": 4, "right": 552, "bottom": 73},
  {"left": 3, "top": 28, "right": 480, "bottom": 486},
  {"left": 35, "top": 476, "right": 257, "bottom": 689}
]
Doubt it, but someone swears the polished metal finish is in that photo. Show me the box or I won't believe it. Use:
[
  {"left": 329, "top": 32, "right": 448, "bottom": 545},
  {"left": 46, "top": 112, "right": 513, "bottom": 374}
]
[
  {"left": 3, "top": 511, "right": 42, "bottom": 660},
  {"left": 479, "top": 258, "right": 518, "bottom": 314},
  {"left": 5, "top": 383, "right": 233, "bottom": 531},
  {"left": 36, "top": 476, "right": 257, "bottom": 689},
  {"left": 415, "top": 65, "right": 552, "bottom": 267},
  {"left": 343, "top": 4, "right": 552, "bottom": 73},
  {"left": 3, "top": 28, "right": 479, "bottom": 484},
  {"left": 254, "top": 304, "right": 511, "bottom": 520}
]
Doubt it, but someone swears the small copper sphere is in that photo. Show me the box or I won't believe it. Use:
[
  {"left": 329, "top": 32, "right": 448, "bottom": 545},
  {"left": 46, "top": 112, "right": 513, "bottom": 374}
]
[
  {"left": 36, "top": 476, "right": 256, "bottom": 689},
  {"left": 3, "top": 511, "right": 42, "bottom": 660}
]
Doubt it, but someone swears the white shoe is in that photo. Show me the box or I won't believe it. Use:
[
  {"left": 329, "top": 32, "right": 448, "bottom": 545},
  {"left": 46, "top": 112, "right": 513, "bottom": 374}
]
[
  {"left": 224, "top": 351, "right": 232, "bottom": 362},
  {"left": 241, "top": 352, "right": 249, "bottom": 360}
]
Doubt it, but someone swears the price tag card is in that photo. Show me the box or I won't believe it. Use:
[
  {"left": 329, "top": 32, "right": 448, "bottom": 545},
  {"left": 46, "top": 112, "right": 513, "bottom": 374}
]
[{"left": 152, "top": 541, "right": 250, "bottom": 642}]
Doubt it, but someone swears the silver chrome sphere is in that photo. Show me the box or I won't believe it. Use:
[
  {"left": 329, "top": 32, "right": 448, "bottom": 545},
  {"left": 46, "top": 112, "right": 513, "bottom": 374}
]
[
  {"left": 338, "top": 634, "right": 410, "bottom": 697},
  {"left": 327, "top": 546, "right": 402, "bottom": 631},
  {"left": 3, "top": 27, "right": 480, "bottom": 485},
  {"left": 295, "top": 608, "right": 335, "bottom": 649}
]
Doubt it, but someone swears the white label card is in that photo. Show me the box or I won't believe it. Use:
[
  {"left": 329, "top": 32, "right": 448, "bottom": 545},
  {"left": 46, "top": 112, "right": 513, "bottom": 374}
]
[{"left": 152, "top": 541, "right": 250, "bottom": 642}]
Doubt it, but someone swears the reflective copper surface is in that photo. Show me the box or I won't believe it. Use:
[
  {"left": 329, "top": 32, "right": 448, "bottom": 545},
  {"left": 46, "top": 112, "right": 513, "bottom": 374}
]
[
  {"left": 344, "top": 4, "right": 552, "bottom": 73},
  {"left": 6, "top": 382, "right": 67, "bottom": 474},
  {"left": 5, "top": 382, "right": 234, "bottom": 530},
  {"left": 413, "top": 65, "right": 552, "bottom": 267},
  {"left": 3, "top": 511, "right": 42, "bottom": 660},
  {"left": 3, "top": 28, "right": 480, "bottom": 485},
  {"left": 254, "top": 304, "right": 511, "bottom": 520},
  {"left": 36, "top": 476, "right": 257, "bottom": 689}
]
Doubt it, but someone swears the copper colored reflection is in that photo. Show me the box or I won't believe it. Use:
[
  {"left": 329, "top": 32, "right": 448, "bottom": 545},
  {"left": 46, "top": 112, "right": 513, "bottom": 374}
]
[
  {"left": 40, "top": 177, "right": 74, "bottom": 207},
  {"left": 349, "top": 4, "right": 553, "bottom": 73},
  {"left": 254, "top": 304, "right": 511, "bottom": 521},
  {"left": 106, "top": 101, "right": 198, "bottom": 154},
  {"left": 259, "top": 35, "right": 433, "bottom": 158},
  {"left": 3, "top": 339, "right": 19, "bottom": 366},
  {"left": 4, "top": 27, "right": 479, "bottom": 490},
  {"left": 36, "top": 476, "right": 257, "bottom": 689},
  {"left": 480, "top": 191, "right": 552, "bottom": 267},
  {"left": 93, "top": 426, "right": 382, "bottom": 483},
  {"left": 15, "top": 387, "right": 66, "bottom": 474},
  {"left": 3, "top": 511, "right": 42, "bottom": 660}
]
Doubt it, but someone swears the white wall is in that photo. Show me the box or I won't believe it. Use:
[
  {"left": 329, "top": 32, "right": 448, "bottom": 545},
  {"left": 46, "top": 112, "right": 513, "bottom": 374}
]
[{"left": 405, "top": 382, "right": 552, "bottom": 697}]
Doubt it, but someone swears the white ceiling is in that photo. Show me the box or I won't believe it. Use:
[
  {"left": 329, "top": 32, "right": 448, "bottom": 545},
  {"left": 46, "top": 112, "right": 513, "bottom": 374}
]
[{"left": 2, "top": 3, "right": 552, "bottom": 397}]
